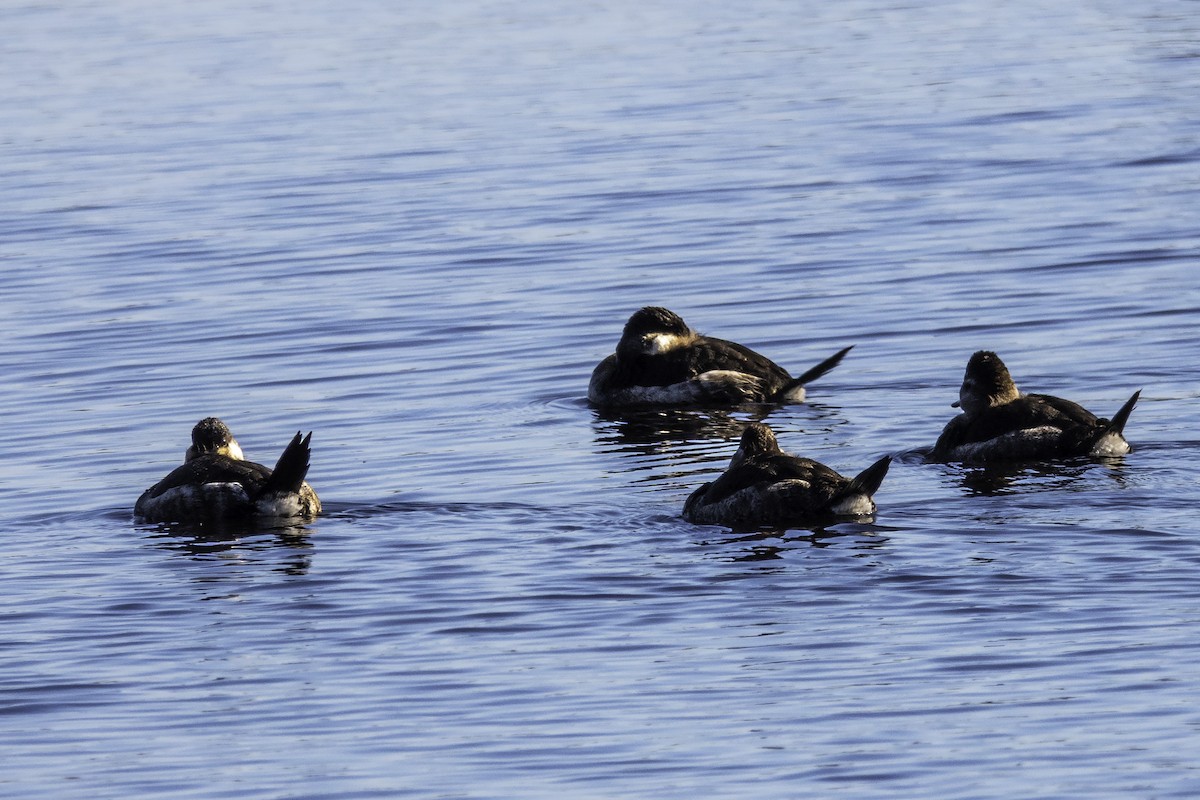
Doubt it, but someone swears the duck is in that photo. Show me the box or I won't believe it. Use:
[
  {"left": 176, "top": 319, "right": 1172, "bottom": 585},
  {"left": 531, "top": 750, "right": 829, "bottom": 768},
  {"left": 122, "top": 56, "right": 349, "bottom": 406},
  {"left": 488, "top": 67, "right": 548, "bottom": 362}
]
[
  {"left": 588, "top": 306, "right": 852, "bottom": 407},
  {"left": 683, "top": 422, "right": 891, "bottom": 528},
  {"left": 930, "top": 350, "right": 1140, "bottom": 464},
  {"left": 135, "top": 417, "right": 321, "bottom": 522}
]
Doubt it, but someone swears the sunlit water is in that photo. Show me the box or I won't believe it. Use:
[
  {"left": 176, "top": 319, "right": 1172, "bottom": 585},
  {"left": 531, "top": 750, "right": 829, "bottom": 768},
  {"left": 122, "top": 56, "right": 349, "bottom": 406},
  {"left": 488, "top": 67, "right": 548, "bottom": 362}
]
[{"left": 2, "top": 1, "right": 1200, "bottom": 797}]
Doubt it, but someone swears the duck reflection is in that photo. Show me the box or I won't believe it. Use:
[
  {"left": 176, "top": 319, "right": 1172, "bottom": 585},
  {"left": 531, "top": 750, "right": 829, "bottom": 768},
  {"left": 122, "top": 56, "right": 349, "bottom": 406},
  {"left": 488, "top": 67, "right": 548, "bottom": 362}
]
[
  {"left": 592, "top": 401, "right": 847, "bottom": 456},
  {"left": 590, "top": 406, "right": 754, "bottom": 490},
  {"left": 591, "top": 403, "right": 853, "bottom": 500},
  {"left": 696, "top": 523, "right": 889, "bottom": 564},
  {"left": 141, "top": 517, "right": 315, "bottom": 575},
  {"left": 592, "top": 405, "right": 755, "bottom": 452},
  {"left": 952, "top": 457, "right": 1131, "bottom": 496}
]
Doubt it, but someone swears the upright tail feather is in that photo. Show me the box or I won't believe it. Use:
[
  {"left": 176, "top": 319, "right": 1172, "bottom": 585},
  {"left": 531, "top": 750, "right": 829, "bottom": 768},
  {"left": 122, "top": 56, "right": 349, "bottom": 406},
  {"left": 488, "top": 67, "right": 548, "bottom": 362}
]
[
  {"left": 265, "top": 431, "right": 313, "bottom": 495},
  {"left": 785, "top": 345, "right": 853, "bottom": 394},
  {"left": 840, "top": 454, "right": 892, "bottom": 500},
  {"left": 1105, "top": 390, "right": 1141, "bottom": 437}
]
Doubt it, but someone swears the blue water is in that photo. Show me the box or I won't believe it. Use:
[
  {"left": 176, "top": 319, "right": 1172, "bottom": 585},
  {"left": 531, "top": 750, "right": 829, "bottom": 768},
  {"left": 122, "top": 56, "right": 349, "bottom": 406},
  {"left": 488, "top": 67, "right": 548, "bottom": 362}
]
[{"left": 3, "top": 1, "right": 1200, "bottom": 797}]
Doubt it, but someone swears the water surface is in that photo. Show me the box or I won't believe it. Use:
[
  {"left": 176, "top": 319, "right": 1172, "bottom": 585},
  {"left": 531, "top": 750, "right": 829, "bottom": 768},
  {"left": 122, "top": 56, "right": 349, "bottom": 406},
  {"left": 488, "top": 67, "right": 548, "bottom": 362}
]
[{"left": 2, "top": 1, "right": 1200, "bottom": 797}]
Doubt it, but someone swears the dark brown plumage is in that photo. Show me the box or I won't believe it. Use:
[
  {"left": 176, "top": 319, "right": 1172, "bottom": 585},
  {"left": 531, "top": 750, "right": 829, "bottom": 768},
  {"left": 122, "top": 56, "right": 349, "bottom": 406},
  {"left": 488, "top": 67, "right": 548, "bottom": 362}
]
[
  {"left": 683, "top": 422, "right": 890, "bottom": 528},
  {"left": 932, "top": 351, "right": 1139, "bottom": 463},
  {"left": 136, "top": 420, "right": 321, "bottom": 522},
  {"left": 589, "top": 307, "right": 852, "bottom": 407}
]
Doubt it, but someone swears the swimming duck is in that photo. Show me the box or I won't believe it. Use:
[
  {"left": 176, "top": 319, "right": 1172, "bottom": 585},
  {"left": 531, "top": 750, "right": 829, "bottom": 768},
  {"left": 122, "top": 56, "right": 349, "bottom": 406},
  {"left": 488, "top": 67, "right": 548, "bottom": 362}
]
[
  {"left": 135, "top": 417, "right": 321, "bottom": 522},
  {"left": 588, "top": 306, "right": 852, "bottom": 407},
  {"left": 683, "top": 422, "right": 891, "bottom": 528},
  {"left": 931, "top": 351, "right": 1140, "bottom": 463}
]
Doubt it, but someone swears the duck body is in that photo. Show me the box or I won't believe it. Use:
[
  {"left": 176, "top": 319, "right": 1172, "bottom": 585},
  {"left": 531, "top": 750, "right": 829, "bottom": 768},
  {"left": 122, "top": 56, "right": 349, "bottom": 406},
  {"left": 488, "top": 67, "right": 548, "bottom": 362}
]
[
  {"left": 589, "top": 307, "right": 851, "bottom": 407},
  {"left": 931, "top": 351, "right": 1139, "bottom": 464},
  {"left": 135, "top": 419, "right": 321, "bottom": 522},
  {"left": 683, "top": 422, "right": 890, "bottom": 528}
]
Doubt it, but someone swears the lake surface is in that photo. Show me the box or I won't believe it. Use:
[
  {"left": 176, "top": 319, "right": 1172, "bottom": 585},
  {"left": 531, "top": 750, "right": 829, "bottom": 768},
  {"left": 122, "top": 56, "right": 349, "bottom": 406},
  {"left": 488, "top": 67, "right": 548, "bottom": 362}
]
[{"left": 2, "top": 0, "right": 1200, "bottom": 797}]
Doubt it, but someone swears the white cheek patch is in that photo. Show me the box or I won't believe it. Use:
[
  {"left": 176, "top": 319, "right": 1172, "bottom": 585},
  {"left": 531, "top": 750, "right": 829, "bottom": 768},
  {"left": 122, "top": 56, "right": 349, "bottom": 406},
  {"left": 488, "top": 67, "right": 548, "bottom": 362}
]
[
  {"left": 184, "top": 441, "right": 245, "bottom": 461},
  {"left": 646, "top": 333, "right": 686, "bottom": 354}
]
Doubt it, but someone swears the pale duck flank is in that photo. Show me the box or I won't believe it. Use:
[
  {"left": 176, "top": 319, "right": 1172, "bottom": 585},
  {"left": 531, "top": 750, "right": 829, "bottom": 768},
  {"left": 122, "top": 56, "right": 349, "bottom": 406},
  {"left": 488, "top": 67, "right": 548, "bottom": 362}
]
[
  {"left": 829, "top": 491, "right": 877, "bottom": 516},
  {"left": 778, "top": 384, "right": 807, "bottom": 404},
  {"left": 256, "top": 493, "right": 312, "bottom": 517},
  {"left": 1090, "top": 431, "right": 1133, "bottom": 457}
]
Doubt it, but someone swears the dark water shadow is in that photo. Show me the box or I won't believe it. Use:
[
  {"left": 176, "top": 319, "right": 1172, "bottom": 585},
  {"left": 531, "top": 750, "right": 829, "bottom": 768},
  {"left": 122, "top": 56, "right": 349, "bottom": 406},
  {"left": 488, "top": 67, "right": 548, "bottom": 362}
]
[
  {"left": 692, "top": 519, "right": 892, "bottom": 564},
  {"left": 591, "top": 405, "right": 761, "bottom": 453},
  {"left": 135, "top": 516, "right": 317, "bottom": 574},
  {"left": 926, "top": 455, "right": 1133, "bottom": 496},
  {"left": 590, "top": 401, "right": 850, "bottom": 458}
]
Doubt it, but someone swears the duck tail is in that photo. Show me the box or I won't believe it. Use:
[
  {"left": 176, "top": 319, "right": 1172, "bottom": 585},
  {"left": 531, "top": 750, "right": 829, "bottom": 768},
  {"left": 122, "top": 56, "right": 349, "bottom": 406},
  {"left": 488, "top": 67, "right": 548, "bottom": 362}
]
[
  {"left": 1105, "top": 390, "right": 1141, "bottom": 437},
  {"left": 265, "top": 432, "right": 313, "bottom": 494},
  {"left": 839, "top": 454, "right": 892, "bottom": 501},
  {"left": 783, "top": 345, "right": 854, "bottom": 394}
]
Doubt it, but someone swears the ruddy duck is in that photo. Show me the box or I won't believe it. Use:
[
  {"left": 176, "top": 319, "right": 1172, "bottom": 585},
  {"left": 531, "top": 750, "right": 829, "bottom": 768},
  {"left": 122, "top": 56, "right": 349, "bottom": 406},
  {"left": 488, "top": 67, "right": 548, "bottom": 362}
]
[
  {"left": 184, "top": 416, "right": 244, "bottom": 462},
  {"left": 588, "top": 307, "right": 852, "bottom": 407},
  {"left": 683, "top": 422, "right": 891, "bottom": 528},
  {"left": 135, "top": 417, "right": 321, "bottom": 522},
  {"left": 931, "top": 351, "right": 1140, "bottom": 463}
]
